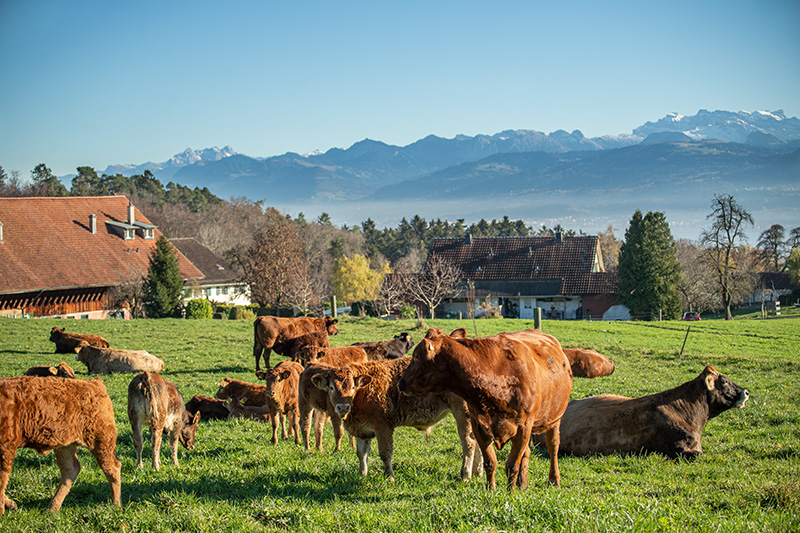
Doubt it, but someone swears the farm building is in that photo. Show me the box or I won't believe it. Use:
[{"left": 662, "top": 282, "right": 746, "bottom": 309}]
[
  {"left": 0, "top": 196, "right": 203, "bottom": 318},
  {"left": 171, "top": 237, "right": 250, "bottom": 306},
  {"left": 427, "top": 232, "right": 622, "bottom": 320}
]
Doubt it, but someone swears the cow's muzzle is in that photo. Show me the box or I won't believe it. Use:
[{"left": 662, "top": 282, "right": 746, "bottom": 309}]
[
  {"left": 735, "top": 389, "right": 750, "bottom": 408},
  {"left": 335, "top": 403, "right": 351, "bottom": 419}
]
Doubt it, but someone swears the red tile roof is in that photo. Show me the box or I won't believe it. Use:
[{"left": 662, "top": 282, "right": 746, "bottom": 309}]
[{"left": 0, "top": 196, "right": 203, "bottom": 294}]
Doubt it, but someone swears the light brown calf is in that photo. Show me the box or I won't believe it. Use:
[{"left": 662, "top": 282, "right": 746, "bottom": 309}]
[
  {"left": 255, "top": 360, "right": 304, "bottom": 444},
  {"left": 76, "top": 345, "right": 164, "bottom": 374}
]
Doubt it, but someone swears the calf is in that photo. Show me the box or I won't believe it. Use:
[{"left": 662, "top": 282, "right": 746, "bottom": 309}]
[
  {"left": 398, "top": 327, "right": 573, "bottom": 490},
  {"left": 532, "top": 366, "right": 749, "bottom": 458},
  {"left": 224, "top": 396, "right": 271, "bottom": 422},
  {"left": 300, "top": 345, "right": 369, "bottom": 366},
  {"left": 312, "top": 357, "right": 482, "bottom": 481},
  {"left": 253, "top": 315, "right": 339, "bottom": 370},
  {"left": 76, "top": 345, "right": 164, "bottom": 374},
  {"left": 185, "top": 395, "right": 230, "bottom": 420},
  {"left": 352, "top": 332, "right": 414, "bottom": 360},
  {"left": 49, "top": 326, "right": 110, "bottom": 354},
  {"left": 24, "top": 361, "right": 76, "bottom": 379},
  {"left": 214, "top": 377, "right": 267, "bottom": 406},
  {"left": 563, "top": 348, "right": 616, "bottom": 378},
  {"left": 255, "top": 361, "right": 304, "bottom": 444},
  {"left": 273, "top": 331, "right": 330, "bottom": 363},
  {"left": 127, "top": 372, "right": 200, "bottom": 471},
  {"left": 0, "top": 376, "right": 121, "bottom": 513}
]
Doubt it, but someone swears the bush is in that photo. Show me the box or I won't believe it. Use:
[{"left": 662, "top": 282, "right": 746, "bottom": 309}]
[
  {"left": 186, "top": 299, "right": 213, "bottom": 319},
  {"left": 229, "top": 306, "right": 256, "bottom": 320},
  {"left": 399, "top": 303, "right": 416, "bottom": 319}
]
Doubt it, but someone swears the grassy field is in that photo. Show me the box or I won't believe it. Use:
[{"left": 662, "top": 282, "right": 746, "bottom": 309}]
[{"left": 0, "top": 315, "right": 797, "bottom": 532}]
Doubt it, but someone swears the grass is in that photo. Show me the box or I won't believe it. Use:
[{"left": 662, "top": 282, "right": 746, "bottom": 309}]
[{"left": 0, "top": 315, "right": 798, "bottom": 532}]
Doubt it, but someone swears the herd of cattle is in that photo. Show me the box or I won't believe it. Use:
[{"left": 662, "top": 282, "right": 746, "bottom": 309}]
[{"left": 0, "top": 319, "right": 749, "bottom": 514}]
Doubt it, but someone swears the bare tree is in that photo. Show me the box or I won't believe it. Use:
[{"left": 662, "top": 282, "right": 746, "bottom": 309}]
[
  {"left": 675, "top": 239, "right": 719, "bottom": 313},
  {"left": 373, "top": 252, "right": 421, "bottom": 316},
  {"left": 757, "top": 224, "right": 787, "bottom": 272},
  {"left": 596, "top": 224, "right": 621, "bottom": 272},
  {"left": 404, "top": 253, "right": 462, "bottom": 319},
  {"left": 699, "top": 194, "right": 755, "bottom": 320},
  {"left": 106, "top": 269, "right": 146, "bottom": 318}
]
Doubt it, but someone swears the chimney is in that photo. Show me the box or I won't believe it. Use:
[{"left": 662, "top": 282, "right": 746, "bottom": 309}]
[
  {"left": 127, "top": 202, "right": 135, "bottom": 226},
  {"left": 464, "top": 232, "right": 473, "bottom": 245},
  {"left": 555, "top": 230, "right": 562, "bottom": 244},
  {"left": 89, "top": 214, "right": 97, "bottom": 235}
]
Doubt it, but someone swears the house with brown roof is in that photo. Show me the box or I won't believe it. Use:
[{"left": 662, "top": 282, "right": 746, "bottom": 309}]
[
  {"left": 427, "top": 232, "right": 621, "bottom": 320},
  {"left": 170, "top": 237, "right": 250, "bottom": 306},
  {"left": 0, "top": 196, "right": 203, "bottom": 318}
]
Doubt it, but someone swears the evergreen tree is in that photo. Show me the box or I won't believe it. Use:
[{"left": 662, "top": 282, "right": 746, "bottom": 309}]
[
  {"left": 143, "top": 235, "right": 184, "bottom": 318},
  {"left": 617, "top": 210, "right": 682, "bottom": 320}
]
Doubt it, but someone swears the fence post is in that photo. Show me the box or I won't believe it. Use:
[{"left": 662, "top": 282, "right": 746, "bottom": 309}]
[
  {"left": 680, "top": 326, "right": 691, "bottom": 356},
  {"left": 330, "top": 295, "right": 337, "bottom": 318},
  {"left": 534, "top": 307, "right": 542, "bottom": 330}
]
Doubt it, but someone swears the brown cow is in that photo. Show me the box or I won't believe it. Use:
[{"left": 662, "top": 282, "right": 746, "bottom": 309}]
[
  {"left": 301, "top": 345, "right": 369, "bottom": 367},
  {"left": 49, "top": 326, "right": 109, "bottom": 354},
  {"left": 214, "top": 377, "right": 267, "bottom": 406},
  {"left": 352, "top": 332, "right": 414, "bottom": 360},
  {"left": 563, "top": 348, "right": 616, "bottom": 378},
  {"left": 76, "top": 344, "right": 165, "bottom": 374},
  {"left": 398, "top": 327, "right": 573, "bottom": 490},
  {"left": 312, "top": 357, "right": 482, "bottom": 481},
  {"left": 532, "top": 366, "right": 749, "bottom": 458},
  {"left": 24, "top": 361, "right": 76, "bottom": 379},
  {"left": 224, "top": 396, "right": 271, "bottom": 422},
  {"left": 127, "top": 372, "right": 200, "bottom": 471},
  {"left": 184, "top": 395, "right": 230, "bottom": 420},
  {"left": 273, "top": 331, "right": 330, "bottom": 363},
  {"left": 255, "top": 360, "right": 304, "bottom": 444},
  {"left": 0, "top": 376, "right": 121, "bottom": 513},
  {"left": 253, "top": 315, "right": 339, "bottom": 370}
]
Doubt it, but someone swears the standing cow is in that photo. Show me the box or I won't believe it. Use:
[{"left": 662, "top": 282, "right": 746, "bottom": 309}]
[
  {"left": 399, "top": 327, "right": 573, "bottom": 490},
  {"left": 253, "top": 316, "right": 339, "bottom": 370}
]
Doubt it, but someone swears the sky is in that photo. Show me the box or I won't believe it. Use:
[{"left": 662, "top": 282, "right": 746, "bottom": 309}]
[{"left": 1, "top": 0, "right": 798, "bottom": 180}]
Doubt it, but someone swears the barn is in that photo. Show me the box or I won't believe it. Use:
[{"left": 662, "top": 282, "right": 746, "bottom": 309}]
[{"left": 0, "top": 196, "right": 203, "bottom": 318}]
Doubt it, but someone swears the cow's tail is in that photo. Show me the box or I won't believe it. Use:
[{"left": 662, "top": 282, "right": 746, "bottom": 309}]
[{"left": 131, "top": 372, "right": 159, "bottom": 422}]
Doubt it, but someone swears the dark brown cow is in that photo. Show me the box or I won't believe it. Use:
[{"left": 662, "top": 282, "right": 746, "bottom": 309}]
[
  {"left": 563, "top": 348, "right": 616, "bottom": 378},
  {"left": 49, "top": 326, "right": 109, "bottom": 354},
  {"left": 532, "top": 366, "right": 749, "bottom": 458},
  {"left": 352, "top": 332, "right": 414, "bottom": 360},
  {"left": 255, "top": 360, "right": 304, "bottom": 444},
  {"left": 398, "top": 327, "right": 573, "bottom": 490},
  {"left": 224, "top": 396, "right": 271, "bottom": 422},
  {"left": 0, "top": 376, "right": 121, "bottom": 513},
  {"left": 127, "top": 372, "right": 200, "bottom": 471},
  {"left": 253, "top": 316, "right": 339, "bottom": 370},
  {"left": 214, "top": 377, "right": 267, "bottom": 406},
  {"left": 24, "top": 361, "right": 76, "bottom": 379},
  {"left": 184, "top": 395, "right": 230, "bottom": 420},
  {"left": 311, "top": 357, "right": 482, "bottom": 481},
  {"left": 273, "top": 331, "right": 330, "bottom": 363}
]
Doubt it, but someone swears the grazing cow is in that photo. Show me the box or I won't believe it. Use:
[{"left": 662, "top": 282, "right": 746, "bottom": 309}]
[
  {"left": 127, "top": 372, "right": 200, "bottom": 471},
  {"left": 24, "top": 361, "right": 76, "bottom": 379},
  {"left": 352, "top": 332, "right": 414, "bottom": 361},
  {"left": 76, "top": 345, "right": 164, "bottom": 374},
  {"left": 214, "top": 377, "right": 267, "bottom": 406},
  {"left": 253, "top": 315, "right": 339, "bottom": 370},
  {"left": 312, "top": 357, "right": 482, "bottom": 481},
  {"left": 298, "top": 347, "right": 369, "bottom": 452},
  {"left": 0, "top": 376, "right": 121, "bottom": 513},
  {"left": 255, "top": 361, "right": 304, "bottom": 444},
  {"left": 224, "top": 396, "right": 271, "bottom": 422},
  {"left": 273, "top": 331, "right": 330, "bottom": 363},
  {"left": 184, "top": 395, "right": 230, "bottom": 420},
  {"left": 532, "top": 366, "right": 749, "bottom": 458},
  {"left": 49, "top": 326, "right": 109, "bottom": 354},
  {"left": 563, "top": 348, "right": 616, "bottom": 378},
  {"left": 300, "top": 345, "right": 369, "bottom": 367},
  {"left": 398, "top": 327, "right": 573, "bottom": 490}
]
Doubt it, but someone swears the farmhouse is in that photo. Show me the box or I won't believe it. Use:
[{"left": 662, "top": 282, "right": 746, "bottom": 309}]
[
  {"left": 170, "top": 237, "right": 250, "bottom": 306},
  {"left": 429, "top": 232, "right": 621, "bottom": 320},
  {"left": 0, "top": 196, "right": 203, "bottom": 318}
]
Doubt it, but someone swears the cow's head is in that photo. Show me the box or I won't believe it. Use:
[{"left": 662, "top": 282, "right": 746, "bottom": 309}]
[
  {"left": 398, "top": 328, "right": 449, "bottom": 396},
  {"left": 55, "top": 361, "right": 76, "bottom": 379},
  {"left": 179, "top": 410, "right": 201, "bottom": 450},
  {"left": 49, "top": 326, "right": 64, "bottom": 342},
  {"left": 701, "top": 366, "right": 749, "bottom": 419},
  {"left": 311, "top": 367, "right": 371, "bottom": 420},
  {"left": 325, "top": 317, "right": 339, "bottom": 336},
  {"left": 394, "top": 332, "right": 415, "bottom": 354},
  {"left": 261, "top": 364, "right": 295, "bottom": 398},
  {"left": 301, "top": 348, "right": 326, "bottom": 366},
  {"left": 214, "top": 378, "right": 232, "bottom": 400}
]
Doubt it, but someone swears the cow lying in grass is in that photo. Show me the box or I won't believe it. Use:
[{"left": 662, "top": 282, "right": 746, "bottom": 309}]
[
  {"left": 0, "top": 376, "right": 121, "bottom": 513},
  {"left": 351, "top": 332, "right": 414, "bottom": 360},
  {"left": 49, "top": 326, "right": 109, "bottom": 354},
  {"left": 184, "top": 395, "right": 229, "bottom": 420},
  {"left": 224, "top": 396, "right": 271, "bottom": 422},
  {"left": 24, "top": 361, "right": 76, "bottom": 379},
  {"left": 76, "top": 344, "right": 164, "bottom": 374},
  {"left": 562, "top": 348, "right": 616, "bottom": 378}
]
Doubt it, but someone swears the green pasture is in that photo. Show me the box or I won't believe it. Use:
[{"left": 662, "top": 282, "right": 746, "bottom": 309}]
[{"left": 0, "top": 316, "right": 797, "bottom": 532}]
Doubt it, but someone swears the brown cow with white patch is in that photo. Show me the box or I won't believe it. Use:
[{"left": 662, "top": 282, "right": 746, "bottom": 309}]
[
  {"left": 127, "top": 372, "right": 200, "bottom": 471},
  {"left": 185, "top": 395, "right": 230, "bottom": 420},
  {"left": 398, "top": 327, "right": 573, "bottom": 490},
  {"left": 0, "top": 376, "right": 121, "bottom": 513},
  {"left": 254, "top": 360, "right": 304, "bottom": 444},
  {"left": 76, "top": 344, "right": 164, "bottom": 374},
  {"left": 253, "top": 315, "right": 339, "bottom": 370},
  {"left": 352, "top": 332, "right": 414, "bottom": 360},
  {"left": 532, "top": 366, "right": 748, "bottom": 458},
  {"left": 312, "top": 357, "right": 482, "bottom": 481},
  {"left": 214, "top": 377, "right": 267, "bottom": 406},
  {"left": 49, "top": 326, "right": 109, "bottom": 354},
  {"left": 24, "top": 361, "right": 76, "bottom": 379},
  {"left": 563, "top": 348, "right": 616, "bottom": 378}
]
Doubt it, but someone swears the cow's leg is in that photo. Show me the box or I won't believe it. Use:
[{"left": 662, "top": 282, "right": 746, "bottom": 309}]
[
  {"left": 89, "top": 440, "right": 122, "bottom": 508},
  {"left": 330, "top": 412, "right": 345, "bottom": 452},
  {"left": 151, "top": 425, "right": 163, "bottom": 471},
  {"left": 375, "top": 427, "right": 396, "bottom": 481},
  {"left": 299, "top": 399, "right": 314, "bottom": 451},
  {"left": 279, "top": 411, "right": 288, "bottom": 440},
  {"left": 356, "top": 438, "right": 371, "bottom": 476},
  {"left": 48, "top": 445, "right": 81, "bottom": 512},
  {"left": 314, "top": 410, "right": 328, "bottom": 451},
  {"left": 270, "top": 412, "right": 280, "bottom": 445},
  {"left": 130, "top": 415, "right": 145, "bottom": 469},
  {"left": 290, "top": 410, "right": 301, "bottom": 444},
  {"left": 517, "top": 444, "right": 530, "bottom": 490},
  {"left": 253, "top": 333, "right": 264, "bottom": 372},
  {"left": 450, "top": 401, "right": 477, "bottom": 481},
  {"left": 0, "top": 447, "right": 18, "bottom": 514},
  {"left": 544, "top": 426, "right": 562, "bottom": 487},
  {"left": 168, "top": 427, "right": 181, "bottom": 467},
  {"left": 505, "top": 428, "right": 532, "bottom": 490},
  {"left": 472, "top": 422, "right": 498, "bottom": 490}
]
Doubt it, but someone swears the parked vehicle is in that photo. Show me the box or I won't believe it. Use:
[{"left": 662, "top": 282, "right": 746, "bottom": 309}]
[{"left": 682, "top": 312, "right": 701, "bottom": 321}]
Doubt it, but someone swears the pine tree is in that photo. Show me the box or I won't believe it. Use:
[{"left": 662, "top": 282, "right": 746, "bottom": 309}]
[
  {"left": 617, "top": 210, "right": 682, "bottom": 320},
  {"left": 143, "top": 235, "right": 184, "bottom": 318}
]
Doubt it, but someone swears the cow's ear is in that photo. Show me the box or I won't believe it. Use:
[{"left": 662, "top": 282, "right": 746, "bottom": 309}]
[
  {"left": 355, "top": 374, "right": 372, "bottom": 388},
  {"left": 49, "top": 367, "right": 57, "bottom": 376},
  {"left": 425, "top": 328, "right": 442, "bottom": 340},
  {"left": 424, "top": 339, "right": 437, "bottom": 360},
  {"left": 311, "top": 374, "right": 328, "bottom": 390},
  {"left": 192, "top": 412, "right": 201, "bottom": 425},
  {"left": 449, "top": 328, "right": 467, "bottom": 339},
  {"left": 255, "top": 370, "right": 266, "bottom": 380},
  {"left": 279, "top": 370, "right": 291, "bottom": 380},
  {"left": 705, "top": 373, "right": 716, "bottom": 391}
]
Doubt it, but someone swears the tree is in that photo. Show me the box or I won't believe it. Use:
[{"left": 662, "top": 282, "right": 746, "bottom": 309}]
[
  {"left": 757, "top": 224, "right": 787, "bottom": 272},
  {"left": 70, "top": 166, "right": 101, "bottom": 196},
  {"left": 617, "top": 210, "right": 682, "bottom": 320},
  {"left": 699, "top": 194, "right": 755, "bottom": 320},
  {"left": 30, "top": 163, "right": 68, "bottom": 196},
  {"left": 332, "top": 254, "right": 390, "bottom": 309},
  {"left": 597, "top": 224, "right": 621, "bottom": 272},
  {"left": 403, "top": 253, "right": 462, "bottom": 319},
  {"left": 143, "top": 236, "right": 184, "bottom": 318},
  {"left": 0, "top": 165, "right": 6, "bottom": 189},
  {"left": 675, "top": 239, "right": 719, "bottom": 313}
]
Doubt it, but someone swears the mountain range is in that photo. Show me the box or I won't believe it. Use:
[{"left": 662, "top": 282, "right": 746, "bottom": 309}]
[{"left": 92, "top": 110, "right": 800, "bottom": 239}]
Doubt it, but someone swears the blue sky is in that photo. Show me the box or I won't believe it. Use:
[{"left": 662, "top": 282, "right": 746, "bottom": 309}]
[{"left": 1, "top": 0, "right": 798, "bottom": 178}]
